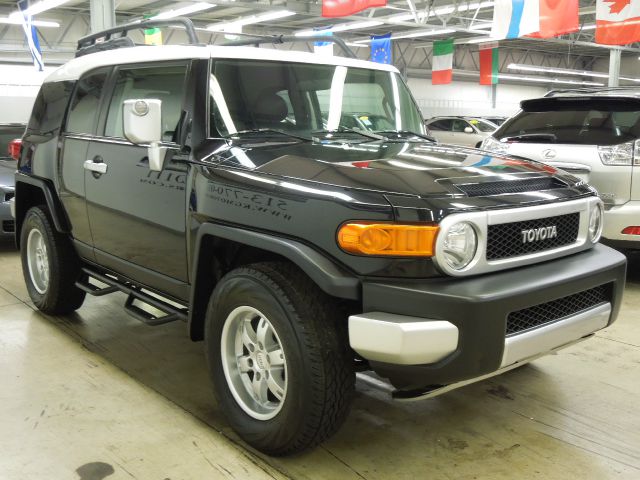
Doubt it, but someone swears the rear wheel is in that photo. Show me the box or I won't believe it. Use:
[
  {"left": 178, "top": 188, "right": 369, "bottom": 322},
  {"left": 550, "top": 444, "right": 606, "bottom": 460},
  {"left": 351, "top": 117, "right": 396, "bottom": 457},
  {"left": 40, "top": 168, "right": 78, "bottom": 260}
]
[
  {"left": 20, "top": 206, "right": 86, "bottom": 314},
  {"left": 205, "top": 262, "right": 354, "bottom": 456}
]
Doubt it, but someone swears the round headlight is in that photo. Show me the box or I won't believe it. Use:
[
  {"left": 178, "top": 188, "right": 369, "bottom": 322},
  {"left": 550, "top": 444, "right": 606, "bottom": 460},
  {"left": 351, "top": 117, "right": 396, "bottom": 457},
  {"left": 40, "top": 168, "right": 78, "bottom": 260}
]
[
  {"left": 442, "top": 222, "right": 478, "bottom": 270},
  {"left": 589, "top": 202, "right": 604, "bottom": 243}
]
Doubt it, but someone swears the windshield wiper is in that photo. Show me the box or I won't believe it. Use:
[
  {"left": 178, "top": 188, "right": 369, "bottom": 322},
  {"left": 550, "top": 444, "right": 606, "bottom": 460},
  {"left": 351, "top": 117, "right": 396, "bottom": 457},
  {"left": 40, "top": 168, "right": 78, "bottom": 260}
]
[
  {"left": 312, "top": 127, "right": 386, "bottom": 142},
  {"left": 230, "top": 129, "right": 311, "bottom": 142},
  {"left": 500, "top": 133, "right": 557, "bottom": 143},
  {"left": 374, "top": 130, "right": 437, "bottom": 142}
]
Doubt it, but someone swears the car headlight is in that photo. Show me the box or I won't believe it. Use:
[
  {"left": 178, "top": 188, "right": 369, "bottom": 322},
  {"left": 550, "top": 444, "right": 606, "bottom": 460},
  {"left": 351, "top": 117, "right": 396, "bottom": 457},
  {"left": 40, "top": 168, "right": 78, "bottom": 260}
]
[
  {"left": 589, "top": 202, "right": 604, "bottom": 243},
  {"left": 442, "top": 222, "right": 477, "bottom": 270},
  {"left": 481, "top": 136, "right": 508, "bottom": 154}
]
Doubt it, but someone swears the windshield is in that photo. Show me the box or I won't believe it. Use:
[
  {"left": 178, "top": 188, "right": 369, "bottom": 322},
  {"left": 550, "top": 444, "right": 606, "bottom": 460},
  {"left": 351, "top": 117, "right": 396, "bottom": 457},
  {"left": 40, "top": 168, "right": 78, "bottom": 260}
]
[
  {"left": 209, "top": 59, "right": 425, "bottom": 139},
  {"left": 468, "top": 118, "right": 497, "bottom": 132},
  {"left": 497, "top": 99, "right": 640, "bottom": 145}
]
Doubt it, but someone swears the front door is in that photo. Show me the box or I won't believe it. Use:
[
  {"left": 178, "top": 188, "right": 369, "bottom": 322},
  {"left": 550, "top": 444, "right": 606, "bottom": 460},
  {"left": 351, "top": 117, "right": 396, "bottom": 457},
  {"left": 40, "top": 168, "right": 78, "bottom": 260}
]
[{"left": 85, "top": 63, "right": 190, "bottom": 286}]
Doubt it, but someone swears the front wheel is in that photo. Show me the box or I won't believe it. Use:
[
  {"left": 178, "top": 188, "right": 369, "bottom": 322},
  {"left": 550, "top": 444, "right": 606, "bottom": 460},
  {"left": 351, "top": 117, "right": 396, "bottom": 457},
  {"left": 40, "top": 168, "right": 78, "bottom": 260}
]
[{"left": 205, "top": 262, "right": 354, "bottom": 456}]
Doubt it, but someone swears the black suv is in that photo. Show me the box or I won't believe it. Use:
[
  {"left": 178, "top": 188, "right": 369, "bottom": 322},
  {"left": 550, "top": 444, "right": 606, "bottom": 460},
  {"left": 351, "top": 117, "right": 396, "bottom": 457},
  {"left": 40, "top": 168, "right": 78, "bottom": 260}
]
[{"left": 13, "top": 19, "right": 627, "bottom": 456}]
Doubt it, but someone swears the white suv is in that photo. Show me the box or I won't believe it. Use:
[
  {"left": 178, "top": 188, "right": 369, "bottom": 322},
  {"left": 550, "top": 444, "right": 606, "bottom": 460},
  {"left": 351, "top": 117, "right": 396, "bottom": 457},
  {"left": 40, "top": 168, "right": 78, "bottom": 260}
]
[{"left": 482, "top": 88, "right": 640, "bottom": 250}]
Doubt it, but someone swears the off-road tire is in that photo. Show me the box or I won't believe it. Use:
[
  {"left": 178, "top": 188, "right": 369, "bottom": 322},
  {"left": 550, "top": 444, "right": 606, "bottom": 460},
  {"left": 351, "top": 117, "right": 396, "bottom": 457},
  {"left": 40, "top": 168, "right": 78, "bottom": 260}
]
[
  {"left": 205, "top": 261, "right": 355, "bottom": 456},
  {"left": 20, "top": 205, "right": 86, "bottom": 314}
]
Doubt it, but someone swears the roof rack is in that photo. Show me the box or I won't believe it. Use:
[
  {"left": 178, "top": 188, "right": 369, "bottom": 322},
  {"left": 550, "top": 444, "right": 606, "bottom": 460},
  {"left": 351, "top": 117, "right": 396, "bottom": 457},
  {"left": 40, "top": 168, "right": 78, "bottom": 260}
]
[
  {"left": 76, "top": 17, "right": 199, "bottom": 57},
  {"left": 222, "top": 34, "right": 357, "bottom": 59}
]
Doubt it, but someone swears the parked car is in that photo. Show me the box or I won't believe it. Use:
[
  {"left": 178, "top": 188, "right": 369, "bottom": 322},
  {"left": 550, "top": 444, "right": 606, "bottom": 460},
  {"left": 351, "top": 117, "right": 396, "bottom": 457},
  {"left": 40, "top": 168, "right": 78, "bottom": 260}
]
[
  {"left": 481, "top": 115, "right": 508, "bottom": 126},
  {"left": 482, "top": 87, "right": 640, "bottom": 251},
  {"left": 15, "top": 19, "right": 626, "bottom": 456},
  {"left": 0, "top": 123, "right": 24, "bottom": 238},
  {"left": 425, "top": 116, "right": 497, "bottom": 147}
]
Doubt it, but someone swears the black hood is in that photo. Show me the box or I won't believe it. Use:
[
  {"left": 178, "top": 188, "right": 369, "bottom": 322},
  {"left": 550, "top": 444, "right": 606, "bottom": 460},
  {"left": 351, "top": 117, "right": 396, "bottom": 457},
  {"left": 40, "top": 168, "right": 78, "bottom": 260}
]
[{"left": 207, "top": 140, "right": 585, "bottom": 199}]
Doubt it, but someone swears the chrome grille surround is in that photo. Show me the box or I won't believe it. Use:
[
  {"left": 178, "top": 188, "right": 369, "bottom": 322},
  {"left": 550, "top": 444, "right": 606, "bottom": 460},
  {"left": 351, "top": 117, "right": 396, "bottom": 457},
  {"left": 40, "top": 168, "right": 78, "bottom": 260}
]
[{"left": 433, "top": 196, "right": 602, "bottom": 277}]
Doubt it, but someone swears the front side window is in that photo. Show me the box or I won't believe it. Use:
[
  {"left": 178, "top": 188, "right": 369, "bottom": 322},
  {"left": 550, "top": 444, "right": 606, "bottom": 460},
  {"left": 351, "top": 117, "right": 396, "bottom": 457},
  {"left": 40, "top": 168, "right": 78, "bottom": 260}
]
[
  {"left": 104, "top": 64, "right": 187, "bottom": 141},
  {"left": 469, "top": 118, "right": 496, "bottom": 132},
  {"left": 452, "top": 119, "right": 470, "bottom": 132},
  {"left": 209, "top": 60, "right": 425, "bottom": 137},
  {"left": 65, "top": 69, "right": 108, "bottom": 135}
]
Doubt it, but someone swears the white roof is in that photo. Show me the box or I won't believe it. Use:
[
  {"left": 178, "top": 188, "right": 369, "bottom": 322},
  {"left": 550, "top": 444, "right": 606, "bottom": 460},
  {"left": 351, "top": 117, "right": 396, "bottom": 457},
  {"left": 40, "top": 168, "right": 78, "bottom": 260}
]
[{"left": 45, "top": 44, "right": 398, "bottom": 83}]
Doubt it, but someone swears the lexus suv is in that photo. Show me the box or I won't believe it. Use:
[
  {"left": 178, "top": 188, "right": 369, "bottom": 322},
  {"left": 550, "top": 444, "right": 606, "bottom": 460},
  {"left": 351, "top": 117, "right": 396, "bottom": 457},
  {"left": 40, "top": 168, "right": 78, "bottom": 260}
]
[
  {"left": 482, "top": 88, "right": 640, "bottom": 250},
  {"left": 13, "top": 18, "right": 627, "bottom": 456}
]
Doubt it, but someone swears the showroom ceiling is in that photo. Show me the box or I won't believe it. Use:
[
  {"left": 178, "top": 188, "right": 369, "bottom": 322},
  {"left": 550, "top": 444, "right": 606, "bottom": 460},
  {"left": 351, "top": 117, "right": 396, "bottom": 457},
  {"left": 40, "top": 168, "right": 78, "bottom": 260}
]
[{"left": 0, "top": 0, "right": 635, "bottom": 83}]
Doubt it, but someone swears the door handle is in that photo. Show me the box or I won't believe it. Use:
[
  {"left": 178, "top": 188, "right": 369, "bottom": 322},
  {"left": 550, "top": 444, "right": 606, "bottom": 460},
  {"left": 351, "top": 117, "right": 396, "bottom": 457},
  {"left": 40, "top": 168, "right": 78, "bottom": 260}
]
[{"left": 84, "top": 159, "right": 108, "bottom": 174}]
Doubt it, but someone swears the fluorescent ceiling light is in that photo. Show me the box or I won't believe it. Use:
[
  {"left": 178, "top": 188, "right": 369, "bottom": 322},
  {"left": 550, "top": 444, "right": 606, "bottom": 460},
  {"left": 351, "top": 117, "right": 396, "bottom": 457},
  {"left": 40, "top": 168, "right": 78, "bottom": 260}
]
[
  {"left": 581, "top": 24, "right": 596, "bottom": 31},
  {"left": 454, "top": 69, "right": 603, "bottom": 86},
  {"left": 295, "top": 20, "right": 383, "bottom": 37},
  {"left": 389, "top": 1, "right": 494, "bottom": 23},
  {"left": 8, "top": 0, "right": 70, "bottom": 19},
  {"left": 0, "top": 17, "right": 59, "bottom": 27},
  {"left": 152, "top": 2, "right": 216, "bottom": 20},
  {"left": 508, "top": 63, "right": 640, "bottom": 83},
  {"left": 207, "top": 10, "right": 295, "bottom": 31},
  {"left": 355, "top": 28, "right": 455, "bottom": 43}
]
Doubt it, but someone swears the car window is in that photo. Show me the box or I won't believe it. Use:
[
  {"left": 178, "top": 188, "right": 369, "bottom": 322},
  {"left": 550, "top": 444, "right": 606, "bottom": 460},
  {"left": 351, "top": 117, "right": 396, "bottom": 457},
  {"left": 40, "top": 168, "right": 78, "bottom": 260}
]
[
  {"left": 498, "top": 98, "right": 640, "bottom": 145},
  {"left": 469, "top": 118, "right": 496, "bottom": 132},
  {"left": 428, "top": 119, "right": 453, "bottom": 131},
  {"left": 28, "top": 81, "right": 74, "bottom": 136},
  {"left": 452, "top": 119, "right": 469, "bottom": 132},
  {"left": 65, "top": 69, "right": 109, "bottom": 135},
  {"left": 104, "top": 64, "right": 187, "bottom": 142}
]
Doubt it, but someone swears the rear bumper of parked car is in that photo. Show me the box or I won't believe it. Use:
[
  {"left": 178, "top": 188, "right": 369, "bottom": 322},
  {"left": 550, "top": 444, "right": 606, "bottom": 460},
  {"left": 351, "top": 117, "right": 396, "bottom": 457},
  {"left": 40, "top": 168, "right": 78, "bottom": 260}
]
[
  {"left": 602, "top": 201, "right": 640, "bottom": 249},
  {"left": 349, "top": 244, "right": 626, "bottom": 393}
]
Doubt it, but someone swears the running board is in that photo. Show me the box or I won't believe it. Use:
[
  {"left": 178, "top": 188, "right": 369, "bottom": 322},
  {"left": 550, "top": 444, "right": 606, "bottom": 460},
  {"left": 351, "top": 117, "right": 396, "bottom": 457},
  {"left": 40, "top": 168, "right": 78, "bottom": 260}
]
[{"left": 75, "top": 267, "right": 188, "bottom": 326}]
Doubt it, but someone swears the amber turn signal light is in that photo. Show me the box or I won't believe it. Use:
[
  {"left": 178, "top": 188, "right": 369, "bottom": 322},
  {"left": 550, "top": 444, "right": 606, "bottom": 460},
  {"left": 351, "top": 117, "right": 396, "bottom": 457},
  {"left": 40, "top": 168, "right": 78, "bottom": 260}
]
[{"left": 337, "top": 222, "right": 439, "bottom": 257}]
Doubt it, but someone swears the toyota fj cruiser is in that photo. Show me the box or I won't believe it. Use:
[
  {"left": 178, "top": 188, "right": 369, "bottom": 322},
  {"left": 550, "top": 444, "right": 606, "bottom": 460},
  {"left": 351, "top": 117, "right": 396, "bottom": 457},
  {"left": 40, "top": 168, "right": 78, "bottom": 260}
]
[{"left": 14, "top": 19, "right": 627, "bottom": 456}]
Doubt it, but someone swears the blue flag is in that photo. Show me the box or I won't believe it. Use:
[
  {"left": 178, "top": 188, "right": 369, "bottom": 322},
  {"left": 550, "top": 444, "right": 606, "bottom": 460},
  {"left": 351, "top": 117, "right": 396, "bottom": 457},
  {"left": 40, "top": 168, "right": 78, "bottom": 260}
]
[
  {"left": 17, "top": 0, "right": 44, "bottom": 71},
  {"left": 370, "top": 33, "right": 391, "bottom": 64}
]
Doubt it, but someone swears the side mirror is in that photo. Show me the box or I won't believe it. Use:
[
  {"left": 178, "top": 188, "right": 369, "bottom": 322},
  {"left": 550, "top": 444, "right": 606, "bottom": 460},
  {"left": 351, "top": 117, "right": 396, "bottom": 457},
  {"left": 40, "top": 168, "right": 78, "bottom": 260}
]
[
  {"left": 123, "top": 99, "right": 167, "bottom": 172},
  {"left": 464, "top": 126, "right": 474, "bottom": 134}
]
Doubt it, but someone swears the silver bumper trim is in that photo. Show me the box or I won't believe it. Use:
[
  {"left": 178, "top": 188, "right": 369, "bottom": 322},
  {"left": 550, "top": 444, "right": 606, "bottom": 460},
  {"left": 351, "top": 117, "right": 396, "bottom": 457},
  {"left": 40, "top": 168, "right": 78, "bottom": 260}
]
[
  {"left": 501, "top": 302, "right": 611, "bottom": 367},
  {"left": 348, "top": 312, "right": 459, "bottom": 365}
]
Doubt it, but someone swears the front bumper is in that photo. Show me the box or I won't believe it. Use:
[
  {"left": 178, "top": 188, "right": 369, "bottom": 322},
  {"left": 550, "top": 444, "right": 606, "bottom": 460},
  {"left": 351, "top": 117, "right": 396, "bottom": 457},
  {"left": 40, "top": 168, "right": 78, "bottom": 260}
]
[
  {"left": 602, "top": 201, "right": 640, "bottom": 249},
  {"left": 349, "top": 244, "right": 626, "bottom": 391}
]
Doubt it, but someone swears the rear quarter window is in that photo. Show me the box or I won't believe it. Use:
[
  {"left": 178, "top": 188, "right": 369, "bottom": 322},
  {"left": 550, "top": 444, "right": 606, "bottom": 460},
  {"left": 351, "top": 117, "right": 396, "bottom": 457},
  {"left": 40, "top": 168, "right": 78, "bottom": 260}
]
[{"left": 27, "top": 81, "right": 75, "bottom": 135}]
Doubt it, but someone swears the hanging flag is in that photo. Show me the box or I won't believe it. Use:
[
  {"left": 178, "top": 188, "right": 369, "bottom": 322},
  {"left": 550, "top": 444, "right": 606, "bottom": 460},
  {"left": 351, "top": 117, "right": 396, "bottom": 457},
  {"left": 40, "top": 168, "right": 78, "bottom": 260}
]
[
  {"left": 371, "top": 33, "right": 391, "bottom": 64},
  {"left": 528, "top": 0, "right": 579, "bottom": 38},
  {"left": 322, "top": 0, "right": 387, "bottom": 18},
  {"left": 17, "top": 0, "right": 43, "bottom": 71},
  {"left": 491, "top": 0, "right": 540, "bottom": 39},
  {"left": 314, "top": 27, "right": 334, "bottom": 56},
  {"left": 596, "top": 0, "right": 640, "bottom": 45},
  {"left": 432, "top": 39, "right": 454, "bottom": 85},
  {"left": 479, "top": 43, "right": 499, "bottom": 85}
]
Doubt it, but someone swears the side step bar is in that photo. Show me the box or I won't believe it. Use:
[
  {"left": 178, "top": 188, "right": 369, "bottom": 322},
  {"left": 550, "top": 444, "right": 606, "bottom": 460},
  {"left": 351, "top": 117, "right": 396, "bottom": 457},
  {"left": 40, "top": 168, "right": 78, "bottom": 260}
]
[{"left": 75, "top": 267, "right": 188, "bottom": 326}]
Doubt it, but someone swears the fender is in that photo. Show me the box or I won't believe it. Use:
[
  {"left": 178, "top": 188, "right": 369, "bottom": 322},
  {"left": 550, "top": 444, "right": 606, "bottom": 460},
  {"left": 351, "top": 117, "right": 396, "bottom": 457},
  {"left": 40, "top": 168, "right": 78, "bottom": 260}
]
[
  {"left": 188, "top": 223, "right": 361, "bottom": 340},
  {"left": 14, "top": 173, "right": 71, "bottom": 242}
]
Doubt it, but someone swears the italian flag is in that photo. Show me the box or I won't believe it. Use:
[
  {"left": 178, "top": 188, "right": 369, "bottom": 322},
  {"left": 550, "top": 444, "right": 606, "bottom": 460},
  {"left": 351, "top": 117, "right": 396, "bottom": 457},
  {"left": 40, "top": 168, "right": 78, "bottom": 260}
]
[
  {"left": 432, "top": 39, "right": 453, "bottom": 85},
  {"left": 479, "top": 42, "right": 499, "bottom": 85}
]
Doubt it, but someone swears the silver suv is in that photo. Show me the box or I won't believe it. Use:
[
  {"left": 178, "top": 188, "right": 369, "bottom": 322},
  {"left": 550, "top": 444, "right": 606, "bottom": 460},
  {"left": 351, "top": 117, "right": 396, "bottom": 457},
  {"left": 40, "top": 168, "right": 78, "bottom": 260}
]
[{"left": 482, "top": 87, "right": 640, "bottom": 250}]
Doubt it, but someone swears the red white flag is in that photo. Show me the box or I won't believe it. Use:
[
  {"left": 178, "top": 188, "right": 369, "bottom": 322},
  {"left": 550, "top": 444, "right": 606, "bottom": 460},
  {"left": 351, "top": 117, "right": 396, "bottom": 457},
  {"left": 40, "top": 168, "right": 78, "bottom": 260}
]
[
  {"left": 322, "top": 0, "right": 387, "bottom": 17},
  {"left": 529, "top": 0, "right": 579, "bottom": 38},
  {"left": 596, "top": 0, "right": 640, "bottom": 45}
]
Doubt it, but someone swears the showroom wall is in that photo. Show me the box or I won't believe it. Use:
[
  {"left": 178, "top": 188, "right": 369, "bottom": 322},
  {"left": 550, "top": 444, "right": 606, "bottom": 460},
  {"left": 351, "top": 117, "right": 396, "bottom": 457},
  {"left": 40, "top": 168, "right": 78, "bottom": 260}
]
[
  {"left": 406, "top": 77, "right": 548, "bottom": 119},
  {"left": 0, "top": 65, "right": 54, "bottom": 123}
]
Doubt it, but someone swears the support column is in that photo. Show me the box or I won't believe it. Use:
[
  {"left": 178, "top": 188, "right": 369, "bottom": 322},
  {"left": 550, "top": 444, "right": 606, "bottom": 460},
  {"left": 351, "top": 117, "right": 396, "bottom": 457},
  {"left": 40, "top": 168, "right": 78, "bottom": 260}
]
[
  {"left": 90, "top": 0, "right": 115, "bottom": 33},
  {"left": 608, "top": 48, "right": 621, "bottom": 87}
]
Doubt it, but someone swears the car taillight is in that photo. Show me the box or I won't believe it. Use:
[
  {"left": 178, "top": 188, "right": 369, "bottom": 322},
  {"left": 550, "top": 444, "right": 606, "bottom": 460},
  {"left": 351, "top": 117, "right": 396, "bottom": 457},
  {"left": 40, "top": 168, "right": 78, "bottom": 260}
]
[
  {"left": 8, "top": 139, "right": 21, "bottom": 161},
  {"left": 622, "top": 226, "right": 640, "bottom": 235},
  {"left": 598, "top": 141, "right": 634, "bottom": 166}
]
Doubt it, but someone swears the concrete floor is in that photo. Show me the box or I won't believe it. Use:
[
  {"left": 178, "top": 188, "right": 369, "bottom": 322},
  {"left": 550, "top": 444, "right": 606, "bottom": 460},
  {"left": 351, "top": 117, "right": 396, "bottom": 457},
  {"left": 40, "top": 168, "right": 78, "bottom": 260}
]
[{"left": 0, "top": 240, "right": 638, "bottom": 480}]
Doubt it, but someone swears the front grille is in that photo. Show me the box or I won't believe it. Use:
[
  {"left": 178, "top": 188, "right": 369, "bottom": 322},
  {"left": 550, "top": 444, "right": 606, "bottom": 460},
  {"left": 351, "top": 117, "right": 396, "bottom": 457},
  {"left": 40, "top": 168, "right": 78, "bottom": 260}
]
[
  {"left": 456, "top": 177, "right": 567, "bottom": 197},
  {"left": 506, "top": 284, "right": 609, "bottom": 336},
  {"left": 487, "top": 213, "right": 579, "bottom": 260},
  {"left": 2, "top": 220, "right": 14, "bottom": 233},
  {"left": 4, "top": 192, "right": 14, "bottom": 202}
]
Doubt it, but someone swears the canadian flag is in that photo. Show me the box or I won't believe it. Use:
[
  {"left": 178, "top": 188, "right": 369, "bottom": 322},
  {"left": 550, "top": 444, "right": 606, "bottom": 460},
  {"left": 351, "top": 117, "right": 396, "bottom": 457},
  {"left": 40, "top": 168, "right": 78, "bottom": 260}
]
[{"left": 596, "top": 0, "right": 640, "bottom": 45}]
